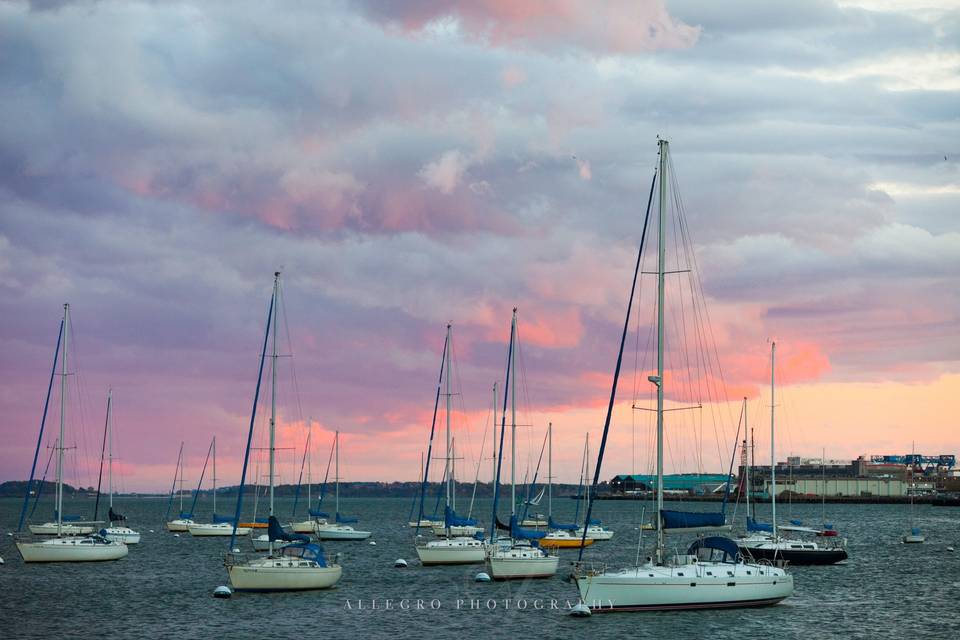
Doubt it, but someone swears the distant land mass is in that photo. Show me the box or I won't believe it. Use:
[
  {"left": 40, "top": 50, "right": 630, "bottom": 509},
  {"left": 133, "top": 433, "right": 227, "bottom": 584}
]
[{"left": 1, "top": 480, "right": 607, "bottom": 499}]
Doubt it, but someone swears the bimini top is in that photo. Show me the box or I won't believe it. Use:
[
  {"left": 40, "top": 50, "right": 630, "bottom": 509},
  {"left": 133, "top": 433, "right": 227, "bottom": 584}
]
[
  {"left": 687, "top": 536, "right": 741, "bottom": 563},
  {"left": 280, "top": 543, "right": 329, "bottom": 567}
]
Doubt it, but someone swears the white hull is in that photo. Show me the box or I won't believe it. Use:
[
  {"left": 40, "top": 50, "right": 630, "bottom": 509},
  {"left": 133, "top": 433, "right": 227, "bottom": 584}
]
[
  {"left": 188, "top": 523, "right": 251, "bottom": 537},
  {"left": 166, "top": 519, "right": 194, "bottom": 532},
  {"left": 409, "top": 519, "right": 443, "bottom": 528},
  {"left": 251, "top": 535, "right": 296, "bottom": 552},
  {"left": 521, "top": 518, "right": 547, "bottom": 527},
  {"left": 416, "top": 538, "right": 486, "bottom": 565},
  {"left": 315, "top": 524, "right": 371, "bottom": 540},
  {"left": 17, "top": 537, "right": 128, "bottom": 563},
  {"left": 575, "top": 561, "right": 792, "bottom": 611},
  {"left": 578, "top": 526, "right": 614, "bottom": 541},
  {"left": 287, "top": 520, "right": 316, "bottom": 534},
  {"left": 228, "top": 558, "right": 342, "bottom": 591},
  {"left": 903, "top": 534, "right": 925, "bottom": 544},
  {"left": 486, "top": 545, "right": 559, "bottom": 579},
  {"left": 100, "top": 527, "right": 141, "bottom": 544},
  {"left": 432, "top": 525, "right": 484, "bottom": 537},
  {"left": 29, "top": 522, "right": 96, "bottom": 536}
]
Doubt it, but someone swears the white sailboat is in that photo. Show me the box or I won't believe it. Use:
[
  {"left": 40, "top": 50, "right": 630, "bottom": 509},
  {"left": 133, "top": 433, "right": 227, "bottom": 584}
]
[
  {"left": 17, "top": 304, "right": 128, "bottom": 563},
  {"left": 903, "top": 441, "right": 925, "bottom": 544},
  {"left": 98, "top": 390, "right": 141, "bottom": 544},
  {"left": 287, "top": 419, "right": 318, "bottom": 534},
  {"left": 574, "top": 434, "right": 615, "bottom": 541},
  {"left": 408, "top": 452, "right": 444, "bottom": 528},
  {"left": 190, "top": 438, "right": 251, "bottom": 537},
  {"left": 485, "top": 309, "right": 559, "bottom": 580},
  {"left": 417, "top": 325, "right": 486, "bottom": 565},
  {"left": 540, "top": 424, "right": 594, "bottom": 550},
  {"left": 572, "top": 139, "right": 791, "bottom": 611},
  {"left": 227, "top": 272, "right": 342, "bottom": 591},
  {"left": 736, "top": 356, "right": 848, "bottom": 565},
  {"left": 165, "top": 442, "right": 193, "bottom": 532},
  {"left": 314, "top": 431, "right": 372, "bottom": 540}
]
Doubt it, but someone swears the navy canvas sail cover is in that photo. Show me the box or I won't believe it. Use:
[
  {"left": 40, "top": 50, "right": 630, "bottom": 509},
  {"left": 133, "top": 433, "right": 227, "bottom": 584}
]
[
  {"left": 267, "top": 516, "right": 310, "bottom": 543},
  {"left": 281, "top": 542, "right": 328, "bottom": 567},
  {"left": 309, "top": 509, "right": 330, "bottom": 518},
  {"left": 335, "top": 512, "right": 358, "bottom": 524},
  {"left": 687, "top": 536, "right": 741, "bottom": 562},
  {"left": 108, "top": 507, "right": 125, "bottom": 522},
  {"left": 661, "top": 509, "right": 725, "bottom": 530},
  {"left": 213, "top": 514, "right": 236, "bottom": 524},
  {"left": 178, "top": 511, "right": 194, "bottom": 519},
  {"left": 587, "top": 518, "right": 601, "bottom": 526},
  {"left": 54, "top": 511, "right": 82, "bottom": 522},
  {"left": 548, "top": 516, "right": 578, "bottom": 531},
  {"left": 495, "top": 516, "right": 511, "bottom": 532},
  {"left": 746, "top": 516, "right": 773, "bottom": 532},
  {"left": 444, "top": 506, "right": 478, "bottom": 527},
  {"left": 510, "top": 515, "right": 546, "bottom": 540}
]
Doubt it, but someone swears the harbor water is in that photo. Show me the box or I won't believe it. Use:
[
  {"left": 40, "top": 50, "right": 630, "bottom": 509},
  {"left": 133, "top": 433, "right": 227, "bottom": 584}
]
[{"left": 2, "top": 497, "right": 959, "bottom": 639}]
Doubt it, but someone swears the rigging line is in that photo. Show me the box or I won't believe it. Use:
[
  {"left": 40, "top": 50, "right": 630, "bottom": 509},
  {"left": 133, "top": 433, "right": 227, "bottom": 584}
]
[
  {"left": 449, "top": 330, "right": 477, "bottom": 475},
  {"left": 416, "top": 329, "right": 448, "bottom": 533},
  {"left": 577, "top": 166, "right": 656, "bottom": 562}
]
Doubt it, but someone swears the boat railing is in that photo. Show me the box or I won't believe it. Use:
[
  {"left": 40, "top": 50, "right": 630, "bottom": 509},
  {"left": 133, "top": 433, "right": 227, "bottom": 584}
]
[{"left": 571, "top": 560, "right": 607, "bottom": 577}]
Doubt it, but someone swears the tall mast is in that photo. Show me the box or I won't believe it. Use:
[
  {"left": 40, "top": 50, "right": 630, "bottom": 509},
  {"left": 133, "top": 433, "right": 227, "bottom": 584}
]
[
  {"left": 335, "top": 431, "right": 340, "bottom": 514},
  {"left": 269, "top": 272, "right": 279, "bottom": 520},
  {"left": 492, "top": 383, "right": 498, "bottom": 488},
  {"left": 510, "top": 309, "right": 517, "bottom": 518},
  {"left": 770, "top": 341, "right": 777, "bottom": 540},
  {"left": 654, "top": 139, "right": 668, "bottom": 563},
  {"left": 306, "top": 420, "right": 312, "bottom": 510},
  {"left": 212, "top": 436, "right": 217, "bottom": 516},
  {"left": 548, "top": 423, "right": 553, "bottom": 520},
  {"left": 744, "top": 397, "right": 749, "bottom": 517},
  {"left": 444, "top": 324, "right": 452, "bottom": 511},
  {"left": 107, "top": 388, "right": 113, "bottom": 509},
  {"left": 56, "top": 303, "right": 69, "bottom": 537},
  {"left": 179, "top": 444, "right": 184, "bottom": 513}
]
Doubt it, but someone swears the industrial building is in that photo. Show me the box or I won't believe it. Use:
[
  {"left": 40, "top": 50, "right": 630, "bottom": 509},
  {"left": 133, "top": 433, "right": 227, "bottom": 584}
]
[{"left": 609, "top": 473, "right": 730, "bottom": 495}]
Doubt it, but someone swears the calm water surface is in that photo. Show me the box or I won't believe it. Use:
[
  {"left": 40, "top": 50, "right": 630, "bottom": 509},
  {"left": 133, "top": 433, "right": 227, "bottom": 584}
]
[{"left": 2, "top": 497, "right": 959, "bottom": 639}]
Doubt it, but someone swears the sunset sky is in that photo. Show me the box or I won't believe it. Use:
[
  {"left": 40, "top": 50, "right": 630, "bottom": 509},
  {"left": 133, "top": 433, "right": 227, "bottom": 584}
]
[{"left": 1, "top": 0, "right": 958, "bottom": 493}]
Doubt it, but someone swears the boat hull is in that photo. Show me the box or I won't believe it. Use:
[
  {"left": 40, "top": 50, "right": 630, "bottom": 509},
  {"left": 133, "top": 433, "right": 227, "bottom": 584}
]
[
  {"left": 432, "top": 525, "right": 484, "bottom": 537},
  {"left": 416, "top": 539, "right": 486, "bottom": 565},
  {"left": 575, "top": 566, "right": 792, "bottom": 612},
  {"left": 739, "top": 545, "right": 848, "bottom": 565},
  {"left": 902, "top": 535, "right": 925, "bottom": 544},
  {"left": 17, "top": 537, "right": 128, "bottom": 563},
  {"left": 188, "top": 523, "right": 252, "bottom": 537},
  {"left": 228, "top": 560, "right": 342, "bottom": 591},
  {"left": 287, "top": 520, "right": 316, "bottom": 534},
  {"left": 486, "top": 547, "right": 559, "bottom": 580},
  {"left": 539, "top": 536, "right": 594, "bottom": 549},
  {"left": 29, "top": 523, "right": 96, "bottom": 536},
  {"left": 251, "top": 535, "right": 296, "bottom": 552},
  {"left": 166, "top": 519, "right": 193, "bottom": 532},
  {"left": 100, "top": 527, "right": 141, "bottom": 544},
  {"left": 315, "top": 525, "right": 371, "bottom": 540}
]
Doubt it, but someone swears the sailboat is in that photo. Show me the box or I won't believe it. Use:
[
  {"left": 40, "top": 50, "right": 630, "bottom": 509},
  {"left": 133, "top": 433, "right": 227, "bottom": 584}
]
[
  {"left": 165, "top": 443, "right": 194, "bottom": 532},
  {"left": 17, "top": 304, "right": 128, "bottom": 562},
  {"left": 540, "top": 424, "right": 593, "bottom": 550},
  {"left": 902, "top": 442, "right": 925, "bottom": 543},
  {"left": 408, "top": 452, "right": 444, "bottom": 528},
  {"left": 574, "top": 434, "right": 615, "bottom": 541},
  {"left": 416, "top": 324, "right": 486, "bottom": 565},
  {"left": 189, "top": 438, "right": 251, "bottom": 537},
  {"left": 572, "top": 139, "right": 791, "bottom": 611},
  {"left": 736, "top": 343, "right": 848, "bottom": 565},
  {"left": 485, "top": 308, "right": 560, "bottom": 580},
  {"left": 226, "top": 272, "right": 341, "bottom": 591},
  {"left": 287, "top": 420, "right": 318, "bottom": 534},
  {"left": 314, "top": 431, "right": 372, "bottom": 540},
  {"left": 97, "top": 390, "right": 141, "bottom": 544}
]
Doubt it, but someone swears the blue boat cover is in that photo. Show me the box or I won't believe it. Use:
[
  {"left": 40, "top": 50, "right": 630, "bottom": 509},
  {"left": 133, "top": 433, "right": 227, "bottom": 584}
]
[
  {"left": 510, "top": 515, "right": 546, "bottom": 540},
  {"left": 687, "top": 536, "right": 741, "bottom": 562},
  {"left": 790, "top": 519, "right": 803, "bottom": 526},
  {"left": 54, "top": 511, "right": 82, "bottom": 522},
  {"left": 335, "top": 512, "right": 358, "bottom": 524},
  {"left": 213, "top": 514, "right": 236, "bottom": 524},
  {"left": 178, "top": 511, "right": 194, "bottom": 519},
  {"left": 445, "top": 506, "right": 478, "bottom": 527},
  {"left": 267, "top": 516, "right": 310, "bottom": 543},
  {"left": 661, "top": 510, "right": 725, "bottom": 529},
  {"left": 822, "top": 523, "right": 834, "bottom": 530},
  {"left": 108, "top": 507, "right": 126, "bottom": 522},
  {"left": 309, "top": 509, "right": 330, "bottom": 518},
  {"left": 587, "top": 518, "right": 601, "bottom": 526},
  {"left": 746, "top": 516, "right": 773, "bottom": 532},
  {"left": 911, "top": 527, "right": 921, "bottom": 536},
  {"left": 280, "top": 542, "right": 328, "bottom": 567},
  {"left": 548, "top": 516, "right": 578, "bottom": 531}
]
